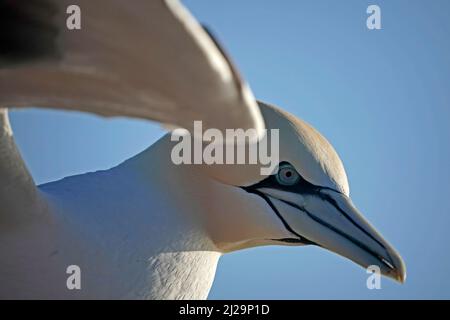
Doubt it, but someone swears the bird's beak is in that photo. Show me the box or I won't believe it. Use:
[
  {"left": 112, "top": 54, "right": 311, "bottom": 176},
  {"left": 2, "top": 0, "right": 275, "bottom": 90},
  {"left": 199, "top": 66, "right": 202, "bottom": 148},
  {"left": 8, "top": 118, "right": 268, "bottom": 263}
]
[{"left": 260, "top": 188, "right": 406, "bottom": 283}]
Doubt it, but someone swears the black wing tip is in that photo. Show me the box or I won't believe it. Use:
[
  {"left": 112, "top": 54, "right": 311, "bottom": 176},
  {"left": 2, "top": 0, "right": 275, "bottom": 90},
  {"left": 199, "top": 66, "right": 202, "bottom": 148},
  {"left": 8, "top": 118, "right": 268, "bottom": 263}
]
[{"left": 0, "top": 0, "right": 61, "bottom": 67}]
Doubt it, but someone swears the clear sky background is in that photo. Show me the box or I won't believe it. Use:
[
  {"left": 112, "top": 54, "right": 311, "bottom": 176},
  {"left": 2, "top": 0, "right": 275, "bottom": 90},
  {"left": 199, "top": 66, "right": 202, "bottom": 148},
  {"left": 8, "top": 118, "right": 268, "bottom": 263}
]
[{"left": 9, "top": 0, "right": 450, "bottom": 299}]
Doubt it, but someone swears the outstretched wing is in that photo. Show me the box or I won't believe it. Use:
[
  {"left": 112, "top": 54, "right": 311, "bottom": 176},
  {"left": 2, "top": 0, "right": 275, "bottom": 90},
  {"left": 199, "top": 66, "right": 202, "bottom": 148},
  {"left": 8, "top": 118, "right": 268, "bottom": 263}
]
[
  {"left": 0, "top": 0, "right": 264, "bottom": 134},
  {"left": 0, "top": 0, "right": 264, "bottom": 221}
]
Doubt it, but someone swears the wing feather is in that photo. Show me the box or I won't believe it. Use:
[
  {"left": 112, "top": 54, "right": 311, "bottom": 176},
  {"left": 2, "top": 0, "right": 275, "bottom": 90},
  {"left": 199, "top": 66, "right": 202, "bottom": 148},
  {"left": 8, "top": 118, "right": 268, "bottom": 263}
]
[
  {"left": 0, "top": 0, "right": 264, "bottom": 134},
  {"left": 0, "top": 0, "right": 264, "bottom": 221}
]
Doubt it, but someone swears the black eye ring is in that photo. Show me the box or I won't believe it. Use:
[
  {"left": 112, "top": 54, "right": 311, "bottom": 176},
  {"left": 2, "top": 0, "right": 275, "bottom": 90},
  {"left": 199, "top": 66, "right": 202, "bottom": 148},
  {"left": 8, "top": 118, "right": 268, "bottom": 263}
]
[{"left": 276, "top": 163, "right": 300, "bottom": 186}]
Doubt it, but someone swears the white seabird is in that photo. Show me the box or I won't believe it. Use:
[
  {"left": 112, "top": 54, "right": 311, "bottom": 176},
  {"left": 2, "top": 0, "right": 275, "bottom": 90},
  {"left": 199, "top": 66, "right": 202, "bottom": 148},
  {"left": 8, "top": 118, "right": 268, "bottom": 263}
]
[{"left": 0, "top": 0, "right": 405, "bottom": 299}]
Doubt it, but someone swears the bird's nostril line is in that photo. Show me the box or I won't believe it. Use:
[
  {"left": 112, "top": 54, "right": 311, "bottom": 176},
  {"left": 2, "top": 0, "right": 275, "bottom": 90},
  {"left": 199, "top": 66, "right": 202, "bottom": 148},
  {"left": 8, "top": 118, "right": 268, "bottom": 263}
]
[
  {"left": 278, "top": 198, "right": 395, "bottom": 270},
  {"left": 319, "top": 193, "right": 387, "bottom": 252}
]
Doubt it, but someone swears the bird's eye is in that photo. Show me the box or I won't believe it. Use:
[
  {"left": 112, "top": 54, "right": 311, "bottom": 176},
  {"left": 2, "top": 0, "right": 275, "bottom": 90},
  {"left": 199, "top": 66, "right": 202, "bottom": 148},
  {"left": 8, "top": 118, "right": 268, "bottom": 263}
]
[{"left": 276, "top": 164, "right": 300, "bottom": 186}]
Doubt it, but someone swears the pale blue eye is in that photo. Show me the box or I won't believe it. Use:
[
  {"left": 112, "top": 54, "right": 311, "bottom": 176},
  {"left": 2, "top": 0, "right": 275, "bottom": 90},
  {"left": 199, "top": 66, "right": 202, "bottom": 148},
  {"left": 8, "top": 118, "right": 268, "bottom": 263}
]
[{"left": 276, "top": 164, "right": 300, "bottom": 186}]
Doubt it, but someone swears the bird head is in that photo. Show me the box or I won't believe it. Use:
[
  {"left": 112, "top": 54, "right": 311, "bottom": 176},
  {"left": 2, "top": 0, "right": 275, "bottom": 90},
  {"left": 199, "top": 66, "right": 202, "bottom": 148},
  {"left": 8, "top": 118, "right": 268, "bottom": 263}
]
[{"left": 190, "top": 101, "right": 406, "bottom": 283}]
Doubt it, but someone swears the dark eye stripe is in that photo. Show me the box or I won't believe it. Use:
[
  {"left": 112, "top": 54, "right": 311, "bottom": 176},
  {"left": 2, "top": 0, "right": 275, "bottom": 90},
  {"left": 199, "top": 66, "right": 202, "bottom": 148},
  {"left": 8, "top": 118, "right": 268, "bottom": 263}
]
[
  {"left": 247, "top": 162, "right": 318, "bottom": 195},
  {"left": 246, "top": 161, "right": 342, "bottom": 196}
]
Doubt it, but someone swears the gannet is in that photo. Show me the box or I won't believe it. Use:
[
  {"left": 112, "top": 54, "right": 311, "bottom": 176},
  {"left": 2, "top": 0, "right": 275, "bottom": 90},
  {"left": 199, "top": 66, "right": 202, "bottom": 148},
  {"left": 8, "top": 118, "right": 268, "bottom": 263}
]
[{"left": 0, "top": 0, "right": 405, "bottom": 299}]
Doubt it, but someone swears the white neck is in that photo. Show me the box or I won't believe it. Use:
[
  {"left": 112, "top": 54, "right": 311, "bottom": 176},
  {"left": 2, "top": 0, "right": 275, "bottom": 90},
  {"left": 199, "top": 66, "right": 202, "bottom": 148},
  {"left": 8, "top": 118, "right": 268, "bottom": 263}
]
[
  {"left": 109, "top": 138, "right": 222, "bottom": 299},
  {"left": 3, "top": 136, "right": 222, "bottom": 299}
]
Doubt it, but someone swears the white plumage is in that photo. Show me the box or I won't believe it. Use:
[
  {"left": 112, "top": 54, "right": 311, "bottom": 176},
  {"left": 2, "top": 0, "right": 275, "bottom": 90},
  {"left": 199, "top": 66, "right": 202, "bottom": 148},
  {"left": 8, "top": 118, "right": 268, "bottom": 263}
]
[{"left": 0, "top": 0, "right": 405, "bottom": 299}]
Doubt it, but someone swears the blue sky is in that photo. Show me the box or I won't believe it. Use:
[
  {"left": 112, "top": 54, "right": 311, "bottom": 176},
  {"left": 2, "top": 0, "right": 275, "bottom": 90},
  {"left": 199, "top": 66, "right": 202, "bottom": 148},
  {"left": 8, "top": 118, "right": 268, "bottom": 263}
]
[{"left": 10, "top": 0, "right": 450, "bottom": 299}]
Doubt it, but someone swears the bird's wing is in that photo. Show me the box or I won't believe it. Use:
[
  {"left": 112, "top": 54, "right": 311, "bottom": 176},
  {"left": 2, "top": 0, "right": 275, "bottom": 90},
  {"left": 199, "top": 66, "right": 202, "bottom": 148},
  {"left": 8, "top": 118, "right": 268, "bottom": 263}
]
[
  {"left": 0, "top": 0, "right": 264, "bottom": 221},
  {"left": 0, "top": 0, "right": 264, "bottom": 134}
]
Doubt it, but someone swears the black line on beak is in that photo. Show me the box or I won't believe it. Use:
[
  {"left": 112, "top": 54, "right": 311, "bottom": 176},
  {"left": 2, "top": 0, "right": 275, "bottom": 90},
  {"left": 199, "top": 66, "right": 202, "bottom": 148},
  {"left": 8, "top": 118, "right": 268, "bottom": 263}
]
[
  {"left": 317, "top": 191, "right": 388, "bottom": 253},
  {"left": 277, "top": 198, "right": 395, "bottom": 271},
  {"left": 242, "top": 187, "right": 316, "bottom": 246}
]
